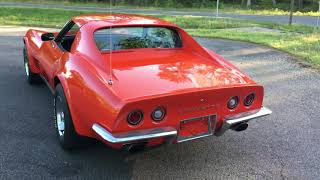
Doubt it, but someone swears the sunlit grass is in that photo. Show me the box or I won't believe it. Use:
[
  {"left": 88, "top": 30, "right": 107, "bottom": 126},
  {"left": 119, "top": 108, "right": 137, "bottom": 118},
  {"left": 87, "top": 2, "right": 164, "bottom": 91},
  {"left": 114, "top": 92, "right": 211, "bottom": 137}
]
[
  {"left": 159, "top": 16, "right": 259, "bottom": 29},
  {"left": 187, "top": 28, "right": 320, "bottom": 66},
  {"left": 228, "top": 8, "right": 320, "bottom": 17}
]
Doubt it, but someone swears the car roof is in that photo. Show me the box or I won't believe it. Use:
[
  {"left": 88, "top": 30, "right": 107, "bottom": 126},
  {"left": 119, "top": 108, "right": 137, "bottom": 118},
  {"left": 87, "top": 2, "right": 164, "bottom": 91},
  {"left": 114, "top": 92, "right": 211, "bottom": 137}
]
[{"left": 71, "top": 14, "right": 176, "bottom": 27}]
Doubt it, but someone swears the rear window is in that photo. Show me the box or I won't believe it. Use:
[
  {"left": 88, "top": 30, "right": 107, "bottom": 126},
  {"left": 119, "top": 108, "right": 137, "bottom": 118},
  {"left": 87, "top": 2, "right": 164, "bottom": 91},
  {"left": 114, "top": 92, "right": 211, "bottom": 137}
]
[{"left": 94, "top": 27, "right": 182, "bottom": 51}]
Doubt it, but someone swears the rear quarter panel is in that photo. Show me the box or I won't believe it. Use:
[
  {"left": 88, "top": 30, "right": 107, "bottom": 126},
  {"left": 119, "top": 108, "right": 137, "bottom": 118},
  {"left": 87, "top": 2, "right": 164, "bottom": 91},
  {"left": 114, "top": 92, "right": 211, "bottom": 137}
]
[{"left": 55, "top": 52, "right": 124, "bottom": 137}]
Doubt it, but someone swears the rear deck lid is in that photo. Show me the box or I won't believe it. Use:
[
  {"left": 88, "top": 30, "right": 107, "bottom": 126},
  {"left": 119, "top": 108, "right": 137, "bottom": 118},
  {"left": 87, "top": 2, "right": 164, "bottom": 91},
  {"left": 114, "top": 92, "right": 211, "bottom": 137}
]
[{"left": 102, "top": 49, "right": 255, "bottom": 101}]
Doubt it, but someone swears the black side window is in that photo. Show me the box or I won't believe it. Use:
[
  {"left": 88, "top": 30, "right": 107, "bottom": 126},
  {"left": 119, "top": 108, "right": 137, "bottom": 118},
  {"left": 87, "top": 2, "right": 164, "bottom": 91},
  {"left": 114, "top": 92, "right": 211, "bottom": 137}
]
[{"left": 55, "top": 21, "right": 80, "bottom": 52}]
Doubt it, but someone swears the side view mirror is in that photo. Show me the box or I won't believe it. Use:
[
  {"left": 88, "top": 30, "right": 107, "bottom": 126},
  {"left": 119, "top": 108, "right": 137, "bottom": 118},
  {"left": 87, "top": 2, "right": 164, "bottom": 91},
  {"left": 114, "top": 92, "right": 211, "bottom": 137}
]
[{"left": 41, "top": 33, "right": 55, "bottom": 41}]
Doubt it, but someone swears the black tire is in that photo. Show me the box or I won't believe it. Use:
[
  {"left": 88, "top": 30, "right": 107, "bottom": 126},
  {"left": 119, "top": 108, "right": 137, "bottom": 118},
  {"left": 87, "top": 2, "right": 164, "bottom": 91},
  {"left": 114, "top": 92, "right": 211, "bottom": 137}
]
[
  {"left": 23, "top": 45, "right": 41, "bottom": 84},
  {"left": 54, "top": 84, "right": 83, "bottom": 150}
]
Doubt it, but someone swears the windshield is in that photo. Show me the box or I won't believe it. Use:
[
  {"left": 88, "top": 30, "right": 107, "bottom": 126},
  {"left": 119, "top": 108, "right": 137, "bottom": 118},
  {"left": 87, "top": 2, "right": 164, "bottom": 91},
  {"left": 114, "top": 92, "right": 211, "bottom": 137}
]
[{"left": 94, "top": 27, "right": 182, "bottom": 51}]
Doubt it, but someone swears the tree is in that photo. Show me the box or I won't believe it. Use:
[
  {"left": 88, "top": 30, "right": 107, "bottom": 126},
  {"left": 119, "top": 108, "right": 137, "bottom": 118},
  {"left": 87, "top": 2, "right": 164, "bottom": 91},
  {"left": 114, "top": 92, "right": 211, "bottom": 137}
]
[
  {"left": 112, "top": 0, "right": 116, "bottom": 6},
  {"left": 241, "top": 0, "right": 246, "bottom": 7},
  {"left": 289, "top": 0, "right": 295, "bottom": 25},
  {"left": 298, "top": 0, "right": 303, "bottom": 9},
  {"left": 240, "top": 0, "right": 252, "bottom": 8},
  {"left": 247, "top": 0, "right": 251, "bottom": 8}
]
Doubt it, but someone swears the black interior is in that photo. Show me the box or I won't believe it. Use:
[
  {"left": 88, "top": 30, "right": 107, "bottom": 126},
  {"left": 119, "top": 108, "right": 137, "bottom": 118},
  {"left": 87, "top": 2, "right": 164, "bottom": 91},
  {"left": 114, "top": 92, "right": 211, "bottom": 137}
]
[{"left": 60, "top": 35, "right": 75, "bottom": 52}]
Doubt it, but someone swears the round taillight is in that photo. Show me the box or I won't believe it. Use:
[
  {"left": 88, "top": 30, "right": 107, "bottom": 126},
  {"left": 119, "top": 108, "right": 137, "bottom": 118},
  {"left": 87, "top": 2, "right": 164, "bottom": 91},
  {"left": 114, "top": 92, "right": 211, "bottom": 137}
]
[
  {"left": 127, "top": 110, "right": 143, "bottom": 125},
  {"left": 151, "top": 107, "right": 166, "bottom": 121},
  {"left": 244, "top": 93, "right": 255, "bottom": 106},
  {"left": 227, "top": 96, "right": 239, "bottom": 109}
]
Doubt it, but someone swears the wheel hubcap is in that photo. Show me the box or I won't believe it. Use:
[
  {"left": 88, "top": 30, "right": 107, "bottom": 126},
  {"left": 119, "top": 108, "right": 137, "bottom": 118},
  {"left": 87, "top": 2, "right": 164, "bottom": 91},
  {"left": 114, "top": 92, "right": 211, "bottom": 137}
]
[{"left": 55, "top": 96, "right": 65, "bottom": 137}]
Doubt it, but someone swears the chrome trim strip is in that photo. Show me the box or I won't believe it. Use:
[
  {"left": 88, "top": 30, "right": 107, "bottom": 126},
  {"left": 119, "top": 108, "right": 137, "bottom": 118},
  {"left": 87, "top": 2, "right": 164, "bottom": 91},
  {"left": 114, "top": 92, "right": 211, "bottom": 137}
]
[
  {"left": 92, "top": 124, "right": 177, "bottom": 144},
  {"left": 226, "top": 107, "right": 272, "bottom": 124},
  {"left": 215, "top": 107, "right": 272, "bottom": 136},
  {"left": 177, "top": 133, "right": 212, "bottom": 143}
]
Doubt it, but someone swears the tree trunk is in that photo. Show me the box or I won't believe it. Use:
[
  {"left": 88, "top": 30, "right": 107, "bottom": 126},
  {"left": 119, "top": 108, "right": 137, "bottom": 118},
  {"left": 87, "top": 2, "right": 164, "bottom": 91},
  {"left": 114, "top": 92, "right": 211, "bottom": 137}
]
[
  {"left": 272, "top": 0, "right": 277, "bottom": 6},
  {"left": 216, "top": 0, "right": 220, "bottom": 17},
  {"left": 247, "top": 0, "right": 251, "bottom": 8},
  {"left": 298, "top": 0, "right": 303, "bottom": 10},
  {"left": 289, "top": 0, "right": 295, "bottom": 25},
  {"left": 241, "top": 0, "right": 246, "bottom": 7},
  {"left": 317, "top": 1, "right": 320, "bottom": 27}
]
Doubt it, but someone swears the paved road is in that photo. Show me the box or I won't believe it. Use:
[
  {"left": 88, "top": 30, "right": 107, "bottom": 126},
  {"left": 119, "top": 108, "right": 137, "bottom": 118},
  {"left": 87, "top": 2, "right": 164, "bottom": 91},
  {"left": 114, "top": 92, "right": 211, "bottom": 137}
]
[
  {"left": 1, "top": 2, "right": 319, "bottom": 26},
  {"left": 0, "top": 26, "right": 319, "bottom": 179}
]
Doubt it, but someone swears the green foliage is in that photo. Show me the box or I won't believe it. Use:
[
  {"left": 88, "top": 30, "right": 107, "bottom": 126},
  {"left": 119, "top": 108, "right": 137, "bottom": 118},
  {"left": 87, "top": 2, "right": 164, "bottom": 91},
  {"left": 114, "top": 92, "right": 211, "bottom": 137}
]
[
  {"left": 118, "top": 37, "right": 148, "bottom": 49},
  {"left": 32, "top": 0, "right": 216, "bottom": 8}
]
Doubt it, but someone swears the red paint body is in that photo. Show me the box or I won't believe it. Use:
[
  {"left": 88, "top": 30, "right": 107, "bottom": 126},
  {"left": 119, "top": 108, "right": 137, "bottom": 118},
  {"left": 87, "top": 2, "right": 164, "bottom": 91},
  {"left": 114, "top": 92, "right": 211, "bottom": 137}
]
[{"left": 24, "top": 14, "right": 265, "bottom": 149}]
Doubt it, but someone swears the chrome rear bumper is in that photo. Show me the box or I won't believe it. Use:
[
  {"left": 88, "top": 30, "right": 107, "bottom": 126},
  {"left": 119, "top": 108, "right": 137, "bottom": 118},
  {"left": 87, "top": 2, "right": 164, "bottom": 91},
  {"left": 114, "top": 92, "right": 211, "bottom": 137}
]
[
  {"left": 92, "top": 107, "right": 271, "bottom": 144},
  {"left": 215, "top": 107, "right": 272, "bottom": 136},
  {"left": 92, "top": 124, "right": 177, "bottom": 143}
]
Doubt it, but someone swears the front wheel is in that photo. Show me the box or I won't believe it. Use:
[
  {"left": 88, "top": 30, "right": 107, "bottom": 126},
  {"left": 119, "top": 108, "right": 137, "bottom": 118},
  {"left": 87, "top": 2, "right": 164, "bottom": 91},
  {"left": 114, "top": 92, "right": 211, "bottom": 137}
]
[
  {"left": 54, "top": 84, "right": 83, "bottom": 150},
  {"left": 23, "top": 45, "right": 41, "bottom": 84}
]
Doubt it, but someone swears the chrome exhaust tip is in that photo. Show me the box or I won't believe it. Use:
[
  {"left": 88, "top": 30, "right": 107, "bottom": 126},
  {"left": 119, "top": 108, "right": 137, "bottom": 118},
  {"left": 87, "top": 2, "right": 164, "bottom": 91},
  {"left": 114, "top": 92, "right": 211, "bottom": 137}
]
[
  {"left": 231, "top": 123, "right": 248, "bottom": 132},
  {"left": 123, "top": 142, "right": 147, "bottom": 153}
]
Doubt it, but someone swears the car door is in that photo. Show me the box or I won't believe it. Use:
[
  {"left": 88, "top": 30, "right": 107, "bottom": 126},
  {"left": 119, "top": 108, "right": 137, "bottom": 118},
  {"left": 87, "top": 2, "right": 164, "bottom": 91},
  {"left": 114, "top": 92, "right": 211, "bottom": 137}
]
[{"left": 38, "top": 21, "right": 79, "bottom": 83}]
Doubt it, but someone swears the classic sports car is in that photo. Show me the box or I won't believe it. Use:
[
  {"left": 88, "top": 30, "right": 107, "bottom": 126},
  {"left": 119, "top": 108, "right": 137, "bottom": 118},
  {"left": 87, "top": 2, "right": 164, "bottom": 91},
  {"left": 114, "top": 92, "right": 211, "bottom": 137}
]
[{"left": 23, "top": 14, "right": 272, "bottom": 151}]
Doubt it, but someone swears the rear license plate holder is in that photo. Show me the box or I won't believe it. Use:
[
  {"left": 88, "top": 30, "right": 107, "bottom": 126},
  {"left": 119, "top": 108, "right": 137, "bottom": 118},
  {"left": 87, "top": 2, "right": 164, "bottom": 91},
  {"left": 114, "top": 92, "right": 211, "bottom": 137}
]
[{"left": 177, "top": 114, "right": 216, "bottom": 143}]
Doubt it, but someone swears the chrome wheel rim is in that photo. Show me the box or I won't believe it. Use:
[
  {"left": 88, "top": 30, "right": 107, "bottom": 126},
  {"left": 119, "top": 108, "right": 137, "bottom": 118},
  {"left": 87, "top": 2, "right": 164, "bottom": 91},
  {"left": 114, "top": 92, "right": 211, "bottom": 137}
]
[
  {"left": 24, "top": 61, "right": 30, "bottom": 77},
  {"left": 55, "top": 96, "right": 65, "bottom": 137}
]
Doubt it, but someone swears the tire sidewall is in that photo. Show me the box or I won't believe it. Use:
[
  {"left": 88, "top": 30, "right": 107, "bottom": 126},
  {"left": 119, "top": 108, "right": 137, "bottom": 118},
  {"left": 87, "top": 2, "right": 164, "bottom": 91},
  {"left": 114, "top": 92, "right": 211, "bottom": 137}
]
[
  {"left": 23, "top": 45, "right": 40, "bottom": 84},
  {"left": 23, "top": 46, "right": 31, "bottom": 80},
  {"left": 54, "top": 84, "right": 79, "bottom": 149}
]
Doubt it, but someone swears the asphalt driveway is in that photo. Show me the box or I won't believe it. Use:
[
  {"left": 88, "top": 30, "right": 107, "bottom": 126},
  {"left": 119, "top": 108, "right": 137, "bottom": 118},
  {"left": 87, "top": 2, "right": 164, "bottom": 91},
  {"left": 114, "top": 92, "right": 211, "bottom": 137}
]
[{"left": 0, "top": 26, "right": 319, "bottom": 179}]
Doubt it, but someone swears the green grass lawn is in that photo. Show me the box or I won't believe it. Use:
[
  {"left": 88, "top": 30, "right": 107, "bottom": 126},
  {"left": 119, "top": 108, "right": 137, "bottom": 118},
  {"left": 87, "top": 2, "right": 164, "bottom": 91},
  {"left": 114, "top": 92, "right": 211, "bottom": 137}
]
[
  {"left": 225, "top": 8, "right": 320, "bottom": 16},
  {"left": 0, "top": 7, "right": 319, "bottom": 67}
]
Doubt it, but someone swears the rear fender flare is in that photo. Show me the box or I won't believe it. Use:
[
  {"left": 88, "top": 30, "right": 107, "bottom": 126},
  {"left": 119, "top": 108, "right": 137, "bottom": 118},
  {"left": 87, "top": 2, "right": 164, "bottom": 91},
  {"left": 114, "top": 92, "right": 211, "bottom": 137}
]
[{"left": 54, "top": 74, "right": 89, "bottom": 137}]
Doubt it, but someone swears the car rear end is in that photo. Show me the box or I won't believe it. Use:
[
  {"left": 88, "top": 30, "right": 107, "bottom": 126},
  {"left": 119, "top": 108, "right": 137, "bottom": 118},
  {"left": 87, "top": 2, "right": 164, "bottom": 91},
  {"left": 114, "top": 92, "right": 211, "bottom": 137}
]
[
  {"left": 92, "top": 84, "right": 271, "bottom": 150},
  {"left": 86, "top": 19, "right": 272, "bottom": 150}
]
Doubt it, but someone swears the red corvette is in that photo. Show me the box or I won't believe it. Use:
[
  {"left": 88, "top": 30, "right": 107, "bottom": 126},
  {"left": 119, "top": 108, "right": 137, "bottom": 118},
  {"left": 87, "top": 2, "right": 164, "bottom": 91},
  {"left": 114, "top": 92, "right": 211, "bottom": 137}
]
[{"left": 23, "top": 14, "right": 271, "bottom": 150}]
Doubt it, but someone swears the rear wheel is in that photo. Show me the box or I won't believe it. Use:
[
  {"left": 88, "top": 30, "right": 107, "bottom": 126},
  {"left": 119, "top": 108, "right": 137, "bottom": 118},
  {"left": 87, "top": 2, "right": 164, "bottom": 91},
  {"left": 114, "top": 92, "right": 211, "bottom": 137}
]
[
  {"left": 54, "top": 84, "right": 83, "bottom": 150},
  {"left": 23, "top": 45, "right": 41, "bottom": 84}
]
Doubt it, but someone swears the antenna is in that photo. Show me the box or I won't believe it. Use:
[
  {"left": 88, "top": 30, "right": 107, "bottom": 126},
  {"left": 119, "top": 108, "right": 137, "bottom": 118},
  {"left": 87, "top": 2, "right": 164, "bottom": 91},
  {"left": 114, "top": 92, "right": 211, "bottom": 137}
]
[{"left": 108, "top": 0, "right": 113, "bottom": 85}]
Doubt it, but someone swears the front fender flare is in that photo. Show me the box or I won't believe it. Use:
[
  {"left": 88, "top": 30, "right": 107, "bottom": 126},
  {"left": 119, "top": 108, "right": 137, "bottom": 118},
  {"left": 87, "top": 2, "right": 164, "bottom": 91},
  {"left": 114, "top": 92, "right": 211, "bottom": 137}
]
[{"left": 23, "top": 37, "right": 40, "bottom": 73}]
